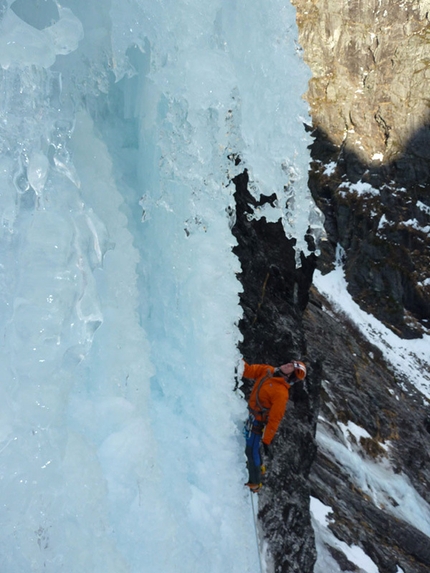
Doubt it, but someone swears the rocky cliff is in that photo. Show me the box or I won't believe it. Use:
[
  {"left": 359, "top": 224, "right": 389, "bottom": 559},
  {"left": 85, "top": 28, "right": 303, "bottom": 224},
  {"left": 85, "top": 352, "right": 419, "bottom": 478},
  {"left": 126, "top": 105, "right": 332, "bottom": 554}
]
[
  {"left": 292, "top": 0, "right": 430, "bottom": 165},
  {"left": 292, "top": 0, "right": 430, "bottom": 338},
  {"left": 307, "top": 126, "right": 430, "bottom": 339},
  {"left": 305, "top": 287, "right": 430, "bottom": 573},
  {"left": 233, "top": 165, "right": 430, "bottom": 573},
  {"left": 232, "top": 1, "right": 430, "bottom": 571},
  {"left": 232, "top": 168, "right": 319, "bottom": 573}
]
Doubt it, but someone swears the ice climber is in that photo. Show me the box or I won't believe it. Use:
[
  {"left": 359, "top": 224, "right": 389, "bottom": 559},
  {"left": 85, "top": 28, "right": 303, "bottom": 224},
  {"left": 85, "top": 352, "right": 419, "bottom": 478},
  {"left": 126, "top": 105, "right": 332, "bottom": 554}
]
[{"left": 243, "top": 360, "right": 307, "bottom": 493}]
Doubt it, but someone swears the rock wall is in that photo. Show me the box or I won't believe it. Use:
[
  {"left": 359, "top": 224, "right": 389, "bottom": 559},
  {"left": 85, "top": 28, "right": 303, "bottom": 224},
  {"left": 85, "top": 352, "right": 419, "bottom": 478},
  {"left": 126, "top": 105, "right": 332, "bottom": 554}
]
[
  {"left": 232, "top": 169, "right": 320, "bottom": 573},
  {"left": 231, "top": 2, "right": 430, "bottom": 569},
  {"left": 304, "top": 286, "right": 430, "bottom": 573},
  {"left": 283, "top": 0, "right": 430, "bottom": 569},
  {"left": 292, "top": 0, "right": 430, "bottom": 165},
  {"left": 232, "top": 162, "right": 430, "bottom": 571},
  {"left": 291, "top": 0, "right": 430, "bottom": 338},
  {"left": 308, "top": 127, "right": 430, "bottom": 338}
]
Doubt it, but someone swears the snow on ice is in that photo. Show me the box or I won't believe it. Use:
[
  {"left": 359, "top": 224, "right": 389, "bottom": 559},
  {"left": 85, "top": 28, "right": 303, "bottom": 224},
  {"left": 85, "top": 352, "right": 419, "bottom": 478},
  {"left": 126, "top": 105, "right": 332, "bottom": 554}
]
[
  {"left": 314, "top": 261, "right": 430, "bottom": 399},
  {"left": 311, "top": 257, "right": 430, "bottom": 572},
  {"left": 311, "top": 497, "right": 379, "bottom": 573}
]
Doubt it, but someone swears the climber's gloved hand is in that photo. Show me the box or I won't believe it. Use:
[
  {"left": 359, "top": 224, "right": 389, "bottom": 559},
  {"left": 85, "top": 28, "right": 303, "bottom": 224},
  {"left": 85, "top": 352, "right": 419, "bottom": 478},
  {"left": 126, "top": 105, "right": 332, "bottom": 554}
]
[{"left": 262, "top": 442, "right": 273, "bottom": 460}]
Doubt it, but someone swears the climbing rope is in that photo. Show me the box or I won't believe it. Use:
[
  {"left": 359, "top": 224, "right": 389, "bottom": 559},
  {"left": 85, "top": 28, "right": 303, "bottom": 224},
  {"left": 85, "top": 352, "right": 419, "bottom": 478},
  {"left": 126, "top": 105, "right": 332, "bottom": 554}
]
[{"left": 250, "top": 491, "right": 265, "bottom": 573}]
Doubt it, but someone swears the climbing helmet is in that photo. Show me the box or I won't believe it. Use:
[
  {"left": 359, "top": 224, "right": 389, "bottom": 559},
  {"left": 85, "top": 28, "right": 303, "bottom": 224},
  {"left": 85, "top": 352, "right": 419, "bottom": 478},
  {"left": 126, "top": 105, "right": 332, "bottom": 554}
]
[{"left": 293, "top": 361, "right": 307, "bottom": 380}]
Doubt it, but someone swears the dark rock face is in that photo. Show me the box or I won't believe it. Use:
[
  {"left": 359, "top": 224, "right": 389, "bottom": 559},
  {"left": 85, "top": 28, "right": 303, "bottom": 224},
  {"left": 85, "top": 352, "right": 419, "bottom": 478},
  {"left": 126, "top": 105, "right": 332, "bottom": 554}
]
[
  {"left": 231, "top": 5, "right": 430, "bottom": 570},
  {"left": 308, "top": 126, "right": 430, "bottom": 338},
  {"left": 231, "top": 141, "right": 430, "bottom": 573},
  {"left": 231, "top": 155, "right": 430, "bottom": 572},
  {"left": 304, "top": 287, "right": 430, "bottom": 573},
  {"left": 291, "top": 0, "right": 430, "bottom": 339},
  {"left": 232, "top": 169, "right": 320, "bottom": 573},
  {"left": 292, "top": 0, "right": 430, "bottom": 166},
  {"left": 232, "top": 169, "right": 317, "bottom": 345}
]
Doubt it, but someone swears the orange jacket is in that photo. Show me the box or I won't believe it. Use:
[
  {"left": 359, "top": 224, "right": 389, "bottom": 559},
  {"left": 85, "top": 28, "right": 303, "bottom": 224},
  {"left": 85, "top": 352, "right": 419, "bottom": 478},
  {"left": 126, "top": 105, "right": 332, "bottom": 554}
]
[{"left": 243, "top": 362, "right": 291, "bottom": 445}]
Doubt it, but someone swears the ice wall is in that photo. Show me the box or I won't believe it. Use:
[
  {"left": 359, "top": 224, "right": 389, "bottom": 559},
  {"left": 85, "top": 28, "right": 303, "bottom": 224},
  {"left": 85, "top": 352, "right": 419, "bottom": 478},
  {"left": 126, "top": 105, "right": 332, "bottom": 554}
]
[{"left": 0, "top": 1, "right": 315, "bottom": 571}]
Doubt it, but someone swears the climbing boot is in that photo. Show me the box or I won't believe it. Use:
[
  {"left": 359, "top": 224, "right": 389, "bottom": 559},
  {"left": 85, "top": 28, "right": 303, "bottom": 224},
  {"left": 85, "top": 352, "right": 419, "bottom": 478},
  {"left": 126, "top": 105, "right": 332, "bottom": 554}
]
[{"left": 245, "top": 482, "right": 263, "bottom": 493}]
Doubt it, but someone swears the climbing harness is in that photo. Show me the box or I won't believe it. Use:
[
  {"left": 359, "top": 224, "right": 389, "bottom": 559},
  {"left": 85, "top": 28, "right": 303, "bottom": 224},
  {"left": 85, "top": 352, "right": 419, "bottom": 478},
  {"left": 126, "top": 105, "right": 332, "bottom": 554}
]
[
  {"left": 244, "top": 412, "right": 256, "bottom": 439},
  {"left": 244, "top": 413, "right": 265, "bottom": 441},
  {"left": 248, "top": 370, "right": 272, "bottom": 427}
]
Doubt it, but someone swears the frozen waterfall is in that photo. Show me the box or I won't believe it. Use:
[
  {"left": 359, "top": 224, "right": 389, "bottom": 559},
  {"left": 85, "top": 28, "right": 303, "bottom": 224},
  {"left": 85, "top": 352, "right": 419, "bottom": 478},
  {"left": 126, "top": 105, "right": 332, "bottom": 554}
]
[{"left": 0, "top": 1, "right": 317, "bottom": 571}]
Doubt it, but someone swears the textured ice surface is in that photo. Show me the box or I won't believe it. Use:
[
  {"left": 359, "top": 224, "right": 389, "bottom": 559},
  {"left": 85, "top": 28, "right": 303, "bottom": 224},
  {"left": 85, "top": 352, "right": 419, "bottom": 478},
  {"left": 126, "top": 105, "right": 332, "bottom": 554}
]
[{"left": 0, "top": 1, "right": 316, "bottom": 571}]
